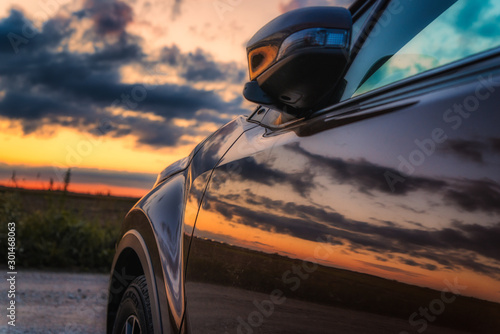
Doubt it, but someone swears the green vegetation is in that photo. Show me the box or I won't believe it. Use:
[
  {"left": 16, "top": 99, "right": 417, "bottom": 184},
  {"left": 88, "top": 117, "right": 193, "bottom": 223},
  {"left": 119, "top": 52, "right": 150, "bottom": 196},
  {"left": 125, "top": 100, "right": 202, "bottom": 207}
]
[{"left": 0, "top": 187, "right": 138, "bottom": 272}]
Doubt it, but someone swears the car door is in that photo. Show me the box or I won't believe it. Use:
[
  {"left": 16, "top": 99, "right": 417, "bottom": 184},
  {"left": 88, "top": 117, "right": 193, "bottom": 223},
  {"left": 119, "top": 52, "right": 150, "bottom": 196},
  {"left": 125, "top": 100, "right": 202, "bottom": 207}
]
[{"left": 183, "top": 0, "right": 500, "bottom": 333}]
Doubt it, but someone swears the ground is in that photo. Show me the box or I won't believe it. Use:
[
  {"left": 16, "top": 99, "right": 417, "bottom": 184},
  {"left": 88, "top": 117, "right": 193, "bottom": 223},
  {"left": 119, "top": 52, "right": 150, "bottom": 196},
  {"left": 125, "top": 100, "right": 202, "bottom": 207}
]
[{"left": 0, "top": 270, "right": 108, "bottom": 334}]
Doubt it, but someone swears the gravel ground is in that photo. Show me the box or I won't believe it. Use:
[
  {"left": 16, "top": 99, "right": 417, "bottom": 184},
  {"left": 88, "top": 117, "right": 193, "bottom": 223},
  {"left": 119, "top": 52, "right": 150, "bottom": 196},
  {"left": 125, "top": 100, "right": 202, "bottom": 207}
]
[
  {"left": 0, "top": 271, "right": 471, "bottom": 334},
  {"left": 0, "top": 270, "right": 109, "bottom": 334}
]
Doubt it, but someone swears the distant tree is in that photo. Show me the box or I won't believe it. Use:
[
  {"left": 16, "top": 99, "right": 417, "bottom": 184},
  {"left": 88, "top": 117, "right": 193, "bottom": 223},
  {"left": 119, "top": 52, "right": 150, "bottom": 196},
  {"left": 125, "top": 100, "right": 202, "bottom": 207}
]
[
  {"left": 49, "top": 178, "right": 54, "bottom": 191},
  {"left": 11, "top": 170, "right": 17, "bottom": 188},
  {"left": 63, "top": 168, "right": 71, "bottom": 194}
]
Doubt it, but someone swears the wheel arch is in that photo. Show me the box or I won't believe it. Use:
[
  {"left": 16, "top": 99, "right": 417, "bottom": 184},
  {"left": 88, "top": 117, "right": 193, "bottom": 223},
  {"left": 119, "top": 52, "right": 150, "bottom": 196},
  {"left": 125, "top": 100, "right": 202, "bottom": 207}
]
[{"left": 106, "top": 228, "right": 164, "bottom": 334}]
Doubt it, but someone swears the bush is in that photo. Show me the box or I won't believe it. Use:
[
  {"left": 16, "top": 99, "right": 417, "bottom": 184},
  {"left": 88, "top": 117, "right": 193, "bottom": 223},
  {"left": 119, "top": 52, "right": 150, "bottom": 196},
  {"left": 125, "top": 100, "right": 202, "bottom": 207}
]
[{"left": 0, "top": 189, "right": 127, "bottom": 272}]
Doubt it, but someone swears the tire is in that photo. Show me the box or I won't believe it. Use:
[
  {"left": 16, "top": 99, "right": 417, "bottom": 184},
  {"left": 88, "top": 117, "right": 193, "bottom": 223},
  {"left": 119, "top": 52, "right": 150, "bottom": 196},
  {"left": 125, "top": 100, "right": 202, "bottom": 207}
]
[{"left": 112, "top": 275, "right": 154, "bottom": 334}]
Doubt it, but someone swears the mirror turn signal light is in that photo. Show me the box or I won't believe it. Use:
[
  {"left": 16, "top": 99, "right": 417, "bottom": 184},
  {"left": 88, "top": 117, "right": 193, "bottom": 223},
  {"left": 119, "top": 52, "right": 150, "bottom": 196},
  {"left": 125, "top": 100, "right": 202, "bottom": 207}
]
[{"left": 248, "top": 45, "right": 279, "bottom": 81}]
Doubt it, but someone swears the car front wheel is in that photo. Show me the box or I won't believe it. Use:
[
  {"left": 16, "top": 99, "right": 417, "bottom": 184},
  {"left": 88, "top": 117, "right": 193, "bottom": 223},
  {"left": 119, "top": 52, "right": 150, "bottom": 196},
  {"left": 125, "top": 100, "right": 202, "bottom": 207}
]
[{"left": 112, "top": 275, "right": 154, "bottom": 334}]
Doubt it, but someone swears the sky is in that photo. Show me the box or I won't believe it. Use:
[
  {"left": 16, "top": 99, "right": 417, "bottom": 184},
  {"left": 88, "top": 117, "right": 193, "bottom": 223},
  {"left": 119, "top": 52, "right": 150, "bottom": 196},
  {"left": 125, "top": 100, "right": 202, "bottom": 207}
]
[{"left": 0, "top": 0, "right": 353, "bottom": 197}]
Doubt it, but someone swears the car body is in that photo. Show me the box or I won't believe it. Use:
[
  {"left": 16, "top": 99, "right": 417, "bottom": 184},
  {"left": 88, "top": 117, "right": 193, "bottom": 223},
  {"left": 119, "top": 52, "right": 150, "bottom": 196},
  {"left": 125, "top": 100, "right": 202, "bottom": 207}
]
[{"left": 107, "top": 0, "right": 500, "bottom": 333}]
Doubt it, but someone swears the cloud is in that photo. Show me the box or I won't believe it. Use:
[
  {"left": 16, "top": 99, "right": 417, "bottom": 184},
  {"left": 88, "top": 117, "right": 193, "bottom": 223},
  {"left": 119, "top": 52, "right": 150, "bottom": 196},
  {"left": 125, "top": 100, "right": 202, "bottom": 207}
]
[
  {"left": 279, "top": 0, "right": 353, "bottom": 13},
  {"left": 399, "top": 257, "right": 437, "bottom": 271},
  {"left": 297, "top": 144, "right": 500, "bottom": 215},
  {"left": 171, "top": 0, "right": 183, "bottom": 20},
  {"left": 444, "top": 179, "right": 500, "bottom": 215},
  {"left": 0, "top": 9, "right": 72, "bottom": 54},
  {"left": 160, "top": 45, "right": 245, "bottom": 83},
  {"left": 454, "top": 0, "right": 494, "bottom": 32},
  {"left": 288, "top": 143, "right": 446, "bottom": 196},
  {"left": 491, "top": 137, "right": 500, "bottom": 153},
  {"left": 439, "top": 138, "right": 500, "bottom": 164},
  {"left": 0, "top": 6, "right": 247, "bottom": 148},
  {"left": 441, "top": 139, "right": 487, "bottom": 163},
  {"left": 81, "top": 0, "right": 134, "bottom": 36}
]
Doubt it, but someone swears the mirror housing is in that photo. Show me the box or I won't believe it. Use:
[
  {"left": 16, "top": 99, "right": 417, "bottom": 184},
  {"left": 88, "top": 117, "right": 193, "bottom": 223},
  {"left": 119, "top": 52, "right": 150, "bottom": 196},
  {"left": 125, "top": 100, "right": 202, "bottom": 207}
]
[{"left": 243, "top": 6, "right": 352, "bottom": 113}]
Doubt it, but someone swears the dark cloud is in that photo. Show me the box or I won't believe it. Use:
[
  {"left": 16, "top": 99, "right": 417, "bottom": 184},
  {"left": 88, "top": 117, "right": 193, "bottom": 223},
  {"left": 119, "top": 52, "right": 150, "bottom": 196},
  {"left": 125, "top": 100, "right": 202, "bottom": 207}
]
[
  {"left": 441, "top": 139, "right": 487, "bottom": 163},
  {"left": 160, "top": 45, "right": 245, "bottom": 83},
  {"left": 0, "top": 91, "right": 85, "bottom": 121},
  {"left": 116, "top": 113, "right": 215, "bottom": 147},
  {"left": 489, "top": 137, "right": 500, "bottom": 153},
  {"left": 212, "top": 157, "right": 315, "bottom": 196},
  {"left": 439, "top": 138, "right": 500, "bottom": 164},
  {"left": 398, "top": 205, "right": 425, "bottom": 215},
  {"left": 82, "top": 0, "right": 134, "bottom": 36},
  {"left": 212, "top": 199, "right": 339, "bottom": 243},
  {"left": 88, "top": 33, "right": 144, "bottom": 63},
  {"left": 444, "top": 179, "right": 500, "bottom": 215},
  {"left": 288, "top": 143, "right": 446, "bottom": 196},
  {"left": 451, "top": 221, "right": 500, "bottom": 260},
  {"left": 283, "top": 144, "right": 500, "bottom": 216},
  {"left": 0, "top": 10, "right": 73, "bottom": 54},
  {"left": 0, "top": 7, "right": 247, "bottom": 148}
]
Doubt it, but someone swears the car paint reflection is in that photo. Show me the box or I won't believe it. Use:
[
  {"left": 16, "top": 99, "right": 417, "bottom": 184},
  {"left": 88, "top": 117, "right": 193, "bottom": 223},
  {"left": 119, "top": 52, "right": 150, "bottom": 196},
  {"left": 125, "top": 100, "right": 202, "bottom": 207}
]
[{"left": 185, "top": 77, "right": 500, "bottom": 333}]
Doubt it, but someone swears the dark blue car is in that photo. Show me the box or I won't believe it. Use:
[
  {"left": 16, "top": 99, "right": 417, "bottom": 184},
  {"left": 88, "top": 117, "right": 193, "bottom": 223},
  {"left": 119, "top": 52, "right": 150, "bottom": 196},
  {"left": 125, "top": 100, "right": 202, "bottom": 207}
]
[{"left": 107, "top": 1, "right": 500, "bottom": 333}]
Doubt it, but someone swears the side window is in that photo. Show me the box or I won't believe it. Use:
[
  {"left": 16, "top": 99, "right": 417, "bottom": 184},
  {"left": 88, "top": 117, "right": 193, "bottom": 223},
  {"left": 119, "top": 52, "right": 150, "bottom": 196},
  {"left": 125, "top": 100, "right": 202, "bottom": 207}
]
[{"left": 341, "top": 0, "right": 500, "bottom": 100}]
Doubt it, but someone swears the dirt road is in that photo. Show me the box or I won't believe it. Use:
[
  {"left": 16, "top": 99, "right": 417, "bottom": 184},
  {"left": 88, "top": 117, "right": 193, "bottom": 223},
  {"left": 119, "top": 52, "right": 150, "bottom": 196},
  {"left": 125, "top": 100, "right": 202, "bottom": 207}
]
[
  {"left": 1, "top": 270, "right": 109, "bottom": 334},
  {"left": 0, "top": 271, "right": 472, "bottom": 334}
]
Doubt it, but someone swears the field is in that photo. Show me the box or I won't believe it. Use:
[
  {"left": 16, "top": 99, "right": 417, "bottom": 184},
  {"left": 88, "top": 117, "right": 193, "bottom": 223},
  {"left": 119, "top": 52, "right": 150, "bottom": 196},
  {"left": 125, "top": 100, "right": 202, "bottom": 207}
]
[{"left": 0, "top": 186, "right": 139, "bottom": 272}]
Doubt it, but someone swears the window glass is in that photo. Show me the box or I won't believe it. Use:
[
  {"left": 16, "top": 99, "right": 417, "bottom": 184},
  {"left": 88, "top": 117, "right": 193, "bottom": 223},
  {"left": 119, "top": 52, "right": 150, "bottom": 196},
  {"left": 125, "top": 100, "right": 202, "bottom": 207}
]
[{"left": 342, "top": 0, "right": 500, "bottom": 100}]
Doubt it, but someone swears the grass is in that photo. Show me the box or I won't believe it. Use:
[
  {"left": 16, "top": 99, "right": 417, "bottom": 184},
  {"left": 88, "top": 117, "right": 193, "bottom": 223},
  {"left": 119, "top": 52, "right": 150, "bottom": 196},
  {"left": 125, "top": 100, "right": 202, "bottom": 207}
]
[{"left": 0, "top": 186, "right": 138, "bottom": 272}]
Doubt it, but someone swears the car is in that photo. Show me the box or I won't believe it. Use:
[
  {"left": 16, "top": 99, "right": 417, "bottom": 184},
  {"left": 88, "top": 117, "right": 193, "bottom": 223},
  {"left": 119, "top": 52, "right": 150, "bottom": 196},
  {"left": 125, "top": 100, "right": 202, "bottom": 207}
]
[{"left": 107, "top": 0, "right": 500, "bottom": 333}]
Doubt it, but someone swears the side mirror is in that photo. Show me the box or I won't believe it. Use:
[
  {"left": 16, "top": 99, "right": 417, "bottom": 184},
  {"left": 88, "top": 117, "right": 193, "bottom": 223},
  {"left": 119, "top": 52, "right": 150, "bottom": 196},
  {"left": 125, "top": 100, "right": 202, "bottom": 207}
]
[{"left": 243, "top": 7, "right": 352, "bottom": 113}]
